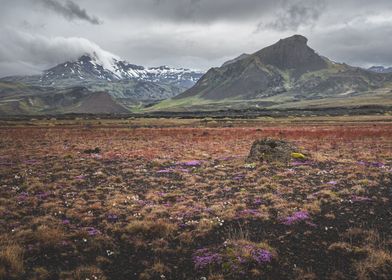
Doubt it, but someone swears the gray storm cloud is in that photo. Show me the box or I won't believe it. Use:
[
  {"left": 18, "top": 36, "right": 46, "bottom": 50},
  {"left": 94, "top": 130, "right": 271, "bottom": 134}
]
[
  {"left": 39, "top": 0, "right": 102, "bottom": 24},
  {"left": 258, "top": 0, "right": 326, "bottom": 32},
  {"left": 102, "top": 0, "right": 282, "bottom": 23},
  {"left": 1, "top": 0, "right": 392, "bottom": 77}
]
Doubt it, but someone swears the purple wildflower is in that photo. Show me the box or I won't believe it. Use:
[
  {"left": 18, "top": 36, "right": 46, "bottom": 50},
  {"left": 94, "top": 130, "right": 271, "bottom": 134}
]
[
  {"left": 220, "top": 156, "right": 233, "bottom": 161},
  {"left": 36, "top": 192, "right": 50, "bottom": 200},
  {"left": 327, "top": 181, "right": 338, "bottom": 185},
  {"left": 90, "top": 154, "right": 102, "bottom": 159},
  {"left": 17, "top": 192, "right": 29, "bottom": 201},
  {"left": 178, "top": 223, "right": 187, "bottom": 229},
  {"left": 181, "top": 160, "right": 202, "bottom": 167},
  {"left": 157, "top": 169, "right": 173, "bottom": 173},
  {"left": 305, "top": 221, "right": 317, "bottom": 228},
  {"left": 253, "top": 198, "right": 263, "bottom": 206},
  {"left": 252, "top": 249, "right": 273, "bottom": 264},
  {"left": 238, "top": 209, "right": 259, "bottom": 217},
  {"left": 233, "top": 174, "right": 245, "bottom": 180},
  {"left": 351, "top": 195, "right": 372, "bottom": 202},
  {"left": 193, "top": 249, "right": 222, "bottom": 270},
  {"left": 282, "top": 211, "right": 310, "bottom": 225},
  {"left": 107, "top": 214, "right": 118, "bottom": 222},
  {"left": 177, "top": 168, "right": 190, "bottom": 172},
  {"left": 137, "top": 200, "right": 149, "bottom": 206},
  {"left": 62, "top": 219, "right": 70, "bottom": 225},
  {"left": 357, "top": 161, "right": 385, "bottom": 168},
  {"left": 158, "top": 167, "right": 189, "bottom": 173},
  {"left": 85, "top": 227, "right": 101, "bottom": 236},
  {"left": 369, "top": 162, "right": 385, "bottom": 168}
]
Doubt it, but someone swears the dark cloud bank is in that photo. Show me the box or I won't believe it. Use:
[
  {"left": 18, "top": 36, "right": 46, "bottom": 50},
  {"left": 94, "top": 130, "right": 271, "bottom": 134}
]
[
  {"left": 1, "top": 0, "right": 392, "bottom": 77},
  {"left": 39, "top": 0, "right": 102, "bottom": 24}
]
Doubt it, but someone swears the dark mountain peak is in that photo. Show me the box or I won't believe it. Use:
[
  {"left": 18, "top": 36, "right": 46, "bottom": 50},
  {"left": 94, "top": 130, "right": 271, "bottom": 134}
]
[
  {"left": 175, "top": 34, "right": 392, "bottom": 103},
  {"left": 78, "top": 54, "right": 93, "bottom": 63},
  {"left": 277, "top": 34, "right": 308, "bottom": 45},
  {"left": 254, "top": 34, "right": 327, "bottom": 77},
  {"left": 116, "top": 60, "right": 145, "bottom": 71}
]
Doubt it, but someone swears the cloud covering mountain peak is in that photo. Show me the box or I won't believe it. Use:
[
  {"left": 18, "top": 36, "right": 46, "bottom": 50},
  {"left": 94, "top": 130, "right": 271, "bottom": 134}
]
[{"left": 0, "top": 28, "right": 118, "bottom": 77}]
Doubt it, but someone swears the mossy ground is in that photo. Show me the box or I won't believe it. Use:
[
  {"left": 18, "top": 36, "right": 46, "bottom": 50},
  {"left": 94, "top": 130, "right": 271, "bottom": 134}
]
[{"left": 0, "top": 117, "right": 392, "bottom": 279}]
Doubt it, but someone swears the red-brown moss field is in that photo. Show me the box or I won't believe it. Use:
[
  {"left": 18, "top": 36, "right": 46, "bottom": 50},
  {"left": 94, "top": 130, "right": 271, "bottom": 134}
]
[{"left": 1, "top": 116, "right": 392, "bottom": 280}]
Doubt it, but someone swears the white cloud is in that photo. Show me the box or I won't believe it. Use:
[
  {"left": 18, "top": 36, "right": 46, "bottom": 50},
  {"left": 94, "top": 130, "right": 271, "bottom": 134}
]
[{"left": 0, "top": 27, "right": 118, "bottom": 76}]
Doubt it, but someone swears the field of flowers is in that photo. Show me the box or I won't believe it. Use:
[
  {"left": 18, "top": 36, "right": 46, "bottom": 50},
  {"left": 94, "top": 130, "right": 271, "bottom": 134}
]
[{"left": 0, "top": 117, "right": 392, "bottom": 280}]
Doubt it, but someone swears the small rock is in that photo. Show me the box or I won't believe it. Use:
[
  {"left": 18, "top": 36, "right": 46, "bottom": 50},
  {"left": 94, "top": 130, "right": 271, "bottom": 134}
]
[{"left": 83, "top": 147, "right": 101, "bottom": 154}]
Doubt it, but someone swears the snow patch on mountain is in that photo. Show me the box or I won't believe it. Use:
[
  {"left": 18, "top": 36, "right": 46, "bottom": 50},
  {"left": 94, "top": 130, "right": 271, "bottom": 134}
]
[
  {"left": 368, "top": 66, "right": 392, "bottom": 73},
  {"left": 41, "top": 53, "right": 204, "bottom": 87}
]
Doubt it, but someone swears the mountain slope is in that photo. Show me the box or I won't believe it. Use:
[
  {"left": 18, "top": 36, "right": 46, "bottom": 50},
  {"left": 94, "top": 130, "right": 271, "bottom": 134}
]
[
  {"left": 0, "top": 82, "right": 129, "bottom": 115},
  {"left": 70, "top": 91, "right": 129, "bottom": 114},
  {"left": 160, "top": 35, "right": 392, "bottom": 111},
  {"left": 1, "top": 53, "right": 203, "bottom": 90},
  {"left": 222, "top": 53, "right": 250, "bottom": 67},
  {"left": 0, "top": 53, "right": 204, "bottom": 112}
]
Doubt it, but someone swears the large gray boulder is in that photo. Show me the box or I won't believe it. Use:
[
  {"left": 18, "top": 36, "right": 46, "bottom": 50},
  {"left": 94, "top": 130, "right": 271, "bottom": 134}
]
[{"left": 247, "top": 138, "right": 298, "bottom": 163}]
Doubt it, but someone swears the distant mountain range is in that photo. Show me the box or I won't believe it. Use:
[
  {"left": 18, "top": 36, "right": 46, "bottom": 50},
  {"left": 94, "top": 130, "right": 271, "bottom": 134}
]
[
  {"left": 1, "top": 35, "right": 392, "bottom": 115},
  {"left": 154, "top": 35, "right": 392, "bottom": 112},
  {"left": 0, "top": 53, "right": 203, "bottom": 114},
  {"left": 368, "top": 66, "right": 392, "bottom": 73},
  {"left": 34, "top": 53, "right": 204, "bottom": 88}
]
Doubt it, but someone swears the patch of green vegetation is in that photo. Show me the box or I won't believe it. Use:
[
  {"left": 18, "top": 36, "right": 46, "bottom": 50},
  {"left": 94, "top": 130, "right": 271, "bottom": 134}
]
[
  {"left": 0, "top": 82, "right": 28, "bottom": 89},
  {"left": 275, "top": 69, "right": 294, "bottom": 90},
  {"left": 296, "top": 60, "right": 351, "bottom": 83},
  {"left": 149, "top": 96, "right": 277, "bottom": 112},
  {"left": 269, "top": 89, "right": 392, "bottom": 109},
  {"left": 146, "top": 96, "right": 210, "bottom": 111}
]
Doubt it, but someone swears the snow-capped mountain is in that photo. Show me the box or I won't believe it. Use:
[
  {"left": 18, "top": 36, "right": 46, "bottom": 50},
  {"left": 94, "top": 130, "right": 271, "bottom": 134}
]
[
  {"left": 0, "top": 52, "right": 205, "bottom": 109},
  {"left": 368, "top": 66, "right": 392, "bottom": 73},
  {"left": 40, "top": 53, "right": 204, "bottom": 88}
]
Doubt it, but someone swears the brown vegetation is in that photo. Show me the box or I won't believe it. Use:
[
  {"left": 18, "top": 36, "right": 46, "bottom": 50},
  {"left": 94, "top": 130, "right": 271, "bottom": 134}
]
[{"left": 0, "top": 116, "right": 391, "bottom": 279}]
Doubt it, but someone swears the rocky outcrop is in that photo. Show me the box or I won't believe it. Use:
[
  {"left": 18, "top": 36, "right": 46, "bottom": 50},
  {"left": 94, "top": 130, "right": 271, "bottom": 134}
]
[{"left": 247, "top": 138, "right": 299, "bottom": 163}]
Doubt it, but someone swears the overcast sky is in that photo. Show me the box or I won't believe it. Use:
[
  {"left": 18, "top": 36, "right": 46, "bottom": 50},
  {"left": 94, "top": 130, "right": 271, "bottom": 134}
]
[{"left": 1, "top": 0, "right": 392, "bottom": 77}]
